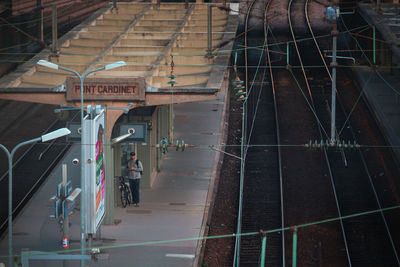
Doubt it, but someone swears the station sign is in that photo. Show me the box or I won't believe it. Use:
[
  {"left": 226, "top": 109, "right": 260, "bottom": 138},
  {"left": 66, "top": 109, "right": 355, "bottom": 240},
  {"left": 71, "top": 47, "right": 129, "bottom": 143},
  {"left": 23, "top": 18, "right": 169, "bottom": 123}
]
[
  {"left": 50, "top": 183, "right": 81, "bottom": 219},
  {"left": 66, "top": 77, "right": 145, "bottom": 101}
]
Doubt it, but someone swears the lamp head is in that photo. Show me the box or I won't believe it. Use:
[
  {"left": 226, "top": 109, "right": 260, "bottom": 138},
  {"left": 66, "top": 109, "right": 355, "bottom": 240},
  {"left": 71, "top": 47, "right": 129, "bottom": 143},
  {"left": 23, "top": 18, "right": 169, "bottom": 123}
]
[
  {"left": 41, "top": 128, "right": 71, "bottom": 142},
  {"left": 37, "top": 60, "right": 59, "bottom": 70},
  {"left": 105, "top": 61, "right": 127, "bottom": 70}
]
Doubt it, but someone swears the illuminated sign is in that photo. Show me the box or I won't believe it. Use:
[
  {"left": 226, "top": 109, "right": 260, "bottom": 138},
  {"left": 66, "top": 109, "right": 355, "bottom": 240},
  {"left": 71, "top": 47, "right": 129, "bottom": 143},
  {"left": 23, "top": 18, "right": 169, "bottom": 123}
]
[{"left": 66, "top": 77, "right": 145, "bottom": 101}]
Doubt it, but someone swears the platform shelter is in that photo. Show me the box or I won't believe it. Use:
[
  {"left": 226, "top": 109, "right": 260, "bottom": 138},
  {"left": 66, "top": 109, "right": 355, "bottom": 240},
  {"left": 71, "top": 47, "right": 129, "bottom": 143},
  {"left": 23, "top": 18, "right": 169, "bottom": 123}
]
[{"left": 0, "top": 2, "right": 238, "bottom": 224}]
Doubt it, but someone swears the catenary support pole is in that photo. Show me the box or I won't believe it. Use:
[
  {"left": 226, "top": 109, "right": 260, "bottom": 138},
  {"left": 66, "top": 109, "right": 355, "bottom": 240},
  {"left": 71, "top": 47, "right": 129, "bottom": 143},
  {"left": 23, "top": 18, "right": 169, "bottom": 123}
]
[
  {"left": 330, "top": 22, "right": 338, "bottom": 144},
  {"left": 62, "top": 164, "right": 69, "bottom": 267}
]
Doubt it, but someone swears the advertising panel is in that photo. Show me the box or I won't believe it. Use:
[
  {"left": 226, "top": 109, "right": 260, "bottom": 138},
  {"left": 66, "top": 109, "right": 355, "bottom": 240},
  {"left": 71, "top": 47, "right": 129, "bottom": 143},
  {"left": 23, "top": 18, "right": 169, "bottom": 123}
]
[
  {"left": 94, "top": 110, "right": 106, "bottom": 230},
  {"left": 83, "top": 110, "right": 106, "bottom": 234}
]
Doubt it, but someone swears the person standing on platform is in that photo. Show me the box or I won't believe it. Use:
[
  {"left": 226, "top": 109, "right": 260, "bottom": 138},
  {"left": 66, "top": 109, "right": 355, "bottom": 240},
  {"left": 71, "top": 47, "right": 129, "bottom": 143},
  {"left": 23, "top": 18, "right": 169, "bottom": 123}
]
[{"left": 127, "top": 152, "right": 143, "bottom": 207}]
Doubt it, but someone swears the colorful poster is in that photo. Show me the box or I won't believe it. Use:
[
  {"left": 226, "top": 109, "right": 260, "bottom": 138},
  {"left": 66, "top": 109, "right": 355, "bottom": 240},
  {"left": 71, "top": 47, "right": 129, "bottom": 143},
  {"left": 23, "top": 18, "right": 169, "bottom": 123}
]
[
  {"left": 83, "top": 109, "right": 106, "bottom": 234},
  {"left": 95, "top": 122, "right": 105, "bottom": 228}
]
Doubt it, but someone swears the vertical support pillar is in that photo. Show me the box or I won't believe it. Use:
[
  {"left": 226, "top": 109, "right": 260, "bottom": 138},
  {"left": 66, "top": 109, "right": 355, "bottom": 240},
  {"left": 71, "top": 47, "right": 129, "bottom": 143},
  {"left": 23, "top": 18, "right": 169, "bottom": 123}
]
[
  {"left": 373, "top": 25, "right": 376, "bottom": 65},
  {"left": 376, "top": 0, "right": 381, "bottom": 11},
  {"left": 88, "top": 234, "right": 93, "bottom": 249},
  {"left": 80, "top": 79, "right": 86, "bottom": 267},
  {"left": 104, "top": 137, "right": 115, "bottom": 224},
  {"left": 206, "top": 5, "right": 213, "bottom": 58},
  {"left": 292, "top": 227, "right": 298, "bottom": 267},
  {"left": 52, "top": 5, "right": 58, "bottom": 54},
  {"left": 390, "top": 47, "right": 393, "bottom": 75},
  {"left": 330, "top": 23, "right": 338, "bottom": 144},
  {"left": 62, "top": 164, "right": 69, "bottom": 267},
  {"left": 37, "top": 0, "right": 44, "bottom": 43},
  {"left": 113, "top": 0, "right": 117, "bottom": 9},
  {"left": 103, "top": 109, "right": 123, "bottom": 224},
  {"left": 169, "top": 104, "right": 174, "bottom": 143}
]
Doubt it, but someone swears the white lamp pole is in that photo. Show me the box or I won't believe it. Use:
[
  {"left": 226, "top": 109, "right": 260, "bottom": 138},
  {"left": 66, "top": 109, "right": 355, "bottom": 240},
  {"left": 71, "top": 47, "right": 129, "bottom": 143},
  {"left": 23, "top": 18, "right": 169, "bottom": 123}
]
[
  {"left": 0, "top": 128, "right": 71, "bottom": 267},
  {"left": 37, "top": 60, "right": 126, "bottom": 267}
]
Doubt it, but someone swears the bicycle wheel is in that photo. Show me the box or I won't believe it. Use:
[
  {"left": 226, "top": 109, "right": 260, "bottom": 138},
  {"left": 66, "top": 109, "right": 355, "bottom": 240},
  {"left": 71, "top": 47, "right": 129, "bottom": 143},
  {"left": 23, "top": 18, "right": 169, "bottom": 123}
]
[
  {"left": 120, "top": 188, "right": 128, "bottom": 208},
  {"left": 127, "top": 188, "right": 133, "bottom": 205}
]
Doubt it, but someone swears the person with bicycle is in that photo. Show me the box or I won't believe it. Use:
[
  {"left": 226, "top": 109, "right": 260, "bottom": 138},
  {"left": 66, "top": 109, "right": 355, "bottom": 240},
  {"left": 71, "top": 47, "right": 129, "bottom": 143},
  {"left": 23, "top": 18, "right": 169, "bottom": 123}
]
[{"left": 127, "top": 152, "right": 143, "bottom": 207}]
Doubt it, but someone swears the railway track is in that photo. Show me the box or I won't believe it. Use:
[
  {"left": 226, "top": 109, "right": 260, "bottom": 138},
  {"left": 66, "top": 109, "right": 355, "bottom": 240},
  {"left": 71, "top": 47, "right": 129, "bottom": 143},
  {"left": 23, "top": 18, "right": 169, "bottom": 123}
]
[
  {"left": 284, "top": 0, "right": 400, "bottom": 265},
  {"left": 235, "top": 0, "right": 284, "bottom": 266},
  {"left": 0, "top": 102, "right": 75, "bottom": 236},
  {"left": 235, "top": 0, "right": 400, "bottom": 265}
]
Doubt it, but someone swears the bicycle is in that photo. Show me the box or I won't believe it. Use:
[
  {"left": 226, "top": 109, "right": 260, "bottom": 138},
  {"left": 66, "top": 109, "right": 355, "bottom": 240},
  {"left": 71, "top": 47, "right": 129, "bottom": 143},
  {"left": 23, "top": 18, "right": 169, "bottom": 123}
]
[{"left": 118, "top": 176, "right": 132, "bottom": 208}]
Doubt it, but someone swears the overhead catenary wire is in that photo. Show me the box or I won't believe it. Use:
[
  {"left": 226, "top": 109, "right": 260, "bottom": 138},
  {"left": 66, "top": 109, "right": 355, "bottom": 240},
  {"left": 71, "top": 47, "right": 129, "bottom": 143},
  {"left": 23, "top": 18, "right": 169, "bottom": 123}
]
[
  {"left": 0, "top": 23, "right": 372, "bottom": 58},
  {"left": 1, "top": 204, "right": 399, "bottom": 261},
  {"left": 335, "top": 13, "right": 400, "bottom": 135}
]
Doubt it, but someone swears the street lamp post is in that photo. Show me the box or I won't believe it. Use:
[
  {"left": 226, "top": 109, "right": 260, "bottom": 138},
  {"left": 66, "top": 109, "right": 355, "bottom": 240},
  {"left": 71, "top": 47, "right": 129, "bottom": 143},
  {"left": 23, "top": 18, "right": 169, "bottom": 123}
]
[
  {"left": 37, "top": 59, "right": 126, "bottom": 267},
  {"left": 0, "top": 128, "right": 71, "bottom": 267}
]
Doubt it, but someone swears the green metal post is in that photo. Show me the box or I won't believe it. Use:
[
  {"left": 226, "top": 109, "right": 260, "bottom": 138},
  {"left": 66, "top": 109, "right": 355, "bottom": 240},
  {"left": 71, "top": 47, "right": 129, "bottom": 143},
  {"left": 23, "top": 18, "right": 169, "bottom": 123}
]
[
  {"left": 330, "top": 23, "right": 338, "bottom": 144},
  {"left": 287, "top": 43, "right": 289, "bottom": 65},
  {"left": 234, "top": 102, "right": 246, "bottom": 267},
  {"left": 260, "top": 233, "right": 267, "bottom": 267},
  {"left": 235, "top": 52, "right": 238, "bottom": 66},
  {"left": 292, "top": 227, "right": 298, "bottom": 267}
]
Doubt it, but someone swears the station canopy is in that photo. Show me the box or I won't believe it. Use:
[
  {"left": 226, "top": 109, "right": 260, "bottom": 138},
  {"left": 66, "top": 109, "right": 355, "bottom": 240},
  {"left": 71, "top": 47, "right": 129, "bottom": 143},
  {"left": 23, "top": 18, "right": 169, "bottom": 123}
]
[{"left": 0, "top": 2, "right": 238, "bottom": 108}]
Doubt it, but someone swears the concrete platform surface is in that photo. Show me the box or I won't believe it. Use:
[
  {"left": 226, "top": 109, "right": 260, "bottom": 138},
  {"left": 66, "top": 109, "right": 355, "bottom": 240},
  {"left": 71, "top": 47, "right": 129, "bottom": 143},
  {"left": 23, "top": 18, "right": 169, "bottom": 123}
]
[{"left": 353, "top": 67, "right": 400, "bottom": 163}]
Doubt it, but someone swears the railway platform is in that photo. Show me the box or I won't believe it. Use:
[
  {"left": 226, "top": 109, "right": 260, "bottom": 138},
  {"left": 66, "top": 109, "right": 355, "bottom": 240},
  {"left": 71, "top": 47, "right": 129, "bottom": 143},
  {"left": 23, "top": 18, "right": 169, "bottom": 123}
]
[
  {"left": 0, "top": 77, "right": 229, "bottom": 266},
  {"left": 355, "top": 3, "right": 400, "bottom": 163},
  {"left": 0, "top": 2, "right": 238, "bottom": 266},
  {"left": 352, "top": 67, "right": 400, "bottom": 163}
]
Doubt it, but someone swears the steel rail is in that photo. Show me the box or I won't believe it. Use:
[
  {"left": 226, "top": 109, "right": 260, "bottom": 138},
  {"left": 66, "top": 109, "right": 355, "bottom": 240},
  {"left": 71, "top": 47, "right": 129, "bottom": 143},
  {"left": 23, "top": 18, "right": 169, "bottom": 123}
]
[
  {"left": 0, "top": 115, "right": 57, "bottom": 184},
  {"left": 300, "top": 0, "right": 353, "bottom": 265},
  {"left": 287, "top": 0, "right": 314, "bottom": 105},
  {"left": 264, "top": 0, "right": 285, "bottom": 265},
  {"left": 287, "top": 0, "right": 330, "bottom": 140},
  {"left": 233, "top": 0, "right": 258, "bottom": 264},
  {"left": 287, "top": 0, "right": 353, "bottom": 264},
  {"left": 0, "top": 110, "right": 79, "bottom": 232},
  {"left": 304, "top": 0, "right": 332, "bottom": 81},
  {"left": 336, "top": 91, "right": 400, "bottom": 266},
  {"left": 301, "top": 1, "right": 399, "bottom": 265}
]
